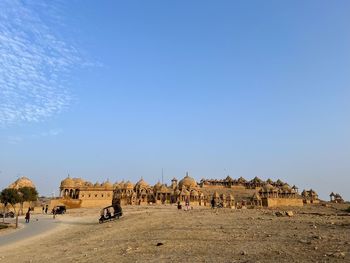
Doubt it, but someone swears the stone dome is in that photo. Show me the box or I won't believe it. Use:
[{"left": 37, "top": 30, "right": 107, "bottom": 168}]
[
  {"left": 225, "top": 175, "right": 234, "bottom": 182},
  {"left": 159, "top": 185, "right": 169, "bottom": 193},
  {"left": 102, "top": 180, "right": 113, "bottom": 189},
  {"left": 94, "top": 181, "right": 101, "bottom": 187},
  {"left": 60, "top": 177, "right": 75, "bottom": 188},
  {"left": 266, "top": 178, "right": 274, "bottom": 184},
  {"left": 250, "top": 176, "right": 264, "bottom": 184},
  {"left": 275, "top": 179, "right": 284, "bottom": 186},
  {"left": 237, "top": 176, "right": 247, "bottom": 184},
  {"left": 73, "top": 178, "right": 85, "bottom": 187},
  {"left": 124, "top": 181, "right": 134, "bottom": 190},
  {"left": 135, "top": 178, "right": 149, "bottom": 189},
  {"left": 9, "top": 177, "right": 36, "bottom": 189},
  {"left": 179, "top": 175, "right": 197, "bottom": 189},
  {"left": 262, "top": 183, "right": 275, "bottom": 192},
  {"left": 113, "top": 182, "right": 121, "bottom": 189},
  {"left": 281, "top": 184, "right": 291, "bottom": 192},
  {"left": 153, "top": 181, "right": 162, "bottom": 191}
]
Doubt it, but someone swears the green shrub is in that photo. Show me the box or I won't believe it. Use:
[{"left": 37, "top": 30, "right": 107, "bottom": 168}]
[{"left": 0, "top": 224, "right": 8, "bottom": 230}]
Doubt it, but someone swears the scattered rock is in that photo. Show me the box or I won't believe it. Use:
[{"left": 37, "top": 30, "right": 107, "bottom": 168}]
[
  {"left": 275, "top": 211, "right": 284, "bottom": 217},
  {"left": 299, "top": 239, "right": 311, "bottom": 245},
  {"left": 156, "top": 242, "right": 164, "bottom": 246},
  {"left": 126, "top": 247, "right": 132, "bottom": 252},
  {"left": 286, "top": 211, "right": 294, "bottom": 217},
  {"left": 240, "top": 251, "right": 247, "bottom": 255},
  {"left": 331, "top": 252, "right": 346, "bottom": 258}
]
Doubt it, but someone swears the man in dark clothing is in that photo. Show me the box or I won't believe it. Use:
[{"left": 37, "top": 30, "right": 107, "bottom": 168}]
[
  {"left": 25, "top": 209, "right": 30, "bottom": 223},
  {"left": 211, "top": 198, "right": 216, "bottom": 209}
]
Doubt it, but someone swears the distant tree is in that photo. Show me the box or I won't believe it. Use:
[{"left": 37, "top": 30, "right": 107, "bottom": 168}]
[
  {"left": 0, "top": 188, "right": 21, "bottom": 228},
  {"left": 0, "top": 190, "right": 8, "bottom": 223},
  {"left": 18, "top": 187, "right": 38, "bottom": 215}
]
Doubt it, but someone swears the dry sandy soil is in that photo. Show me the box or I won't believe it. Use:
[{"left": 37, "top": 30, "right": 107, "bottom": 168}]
[{"left": 0, "top": 204, "right": 349, "bottom": 263}]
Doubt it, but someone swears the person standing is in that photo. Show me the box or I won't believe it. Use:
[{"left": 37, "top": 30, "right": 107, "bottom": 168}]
[
  {"left": 177, "top": 200, "right": 182, "bottom": 210},
  {"left": 211, "top": 198, "right": 216, "bottom": 209},
  {"left": 185, "top": 197, "right": 190, "bottom": 211},
  {"left": 25, "top": 209, "right": 30, "bottom": 223},
  {"left": 45, "top": 205, "right": 48, "bottom": 214}
]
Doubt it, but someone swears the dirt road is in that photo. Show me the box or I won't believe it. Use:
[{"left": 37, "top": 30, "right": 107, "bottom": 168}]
[
  {"left": 0, "top": 215, "right": 60, "bottom": 248},
  {"left": 0, "top": 205, "right": 348, "bottom": 262}
]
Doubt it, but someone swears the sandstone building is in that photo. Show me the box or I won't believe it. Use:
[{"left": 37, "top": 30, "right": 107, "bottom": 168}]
[
  {"left": 113, "top": 173, "right": 304, "bottom": 208},
  {"left": 1, "top": 177, "right": 38, "bottom": 213},
  {"left": 8, "top": 176, "right": 36, "bottom": 190},
  {"left": 56, "top": 177, "right": 115, "bottom": 208},
  {"left": 56, "top": 173, "right": 311, "bottom": 208}
]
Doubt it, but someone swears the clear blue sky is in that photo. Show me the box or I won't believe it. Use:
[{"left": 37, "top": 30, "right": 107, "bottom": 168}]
[{"left": 0, "top": 0, "right": 349, "bottom": 200}]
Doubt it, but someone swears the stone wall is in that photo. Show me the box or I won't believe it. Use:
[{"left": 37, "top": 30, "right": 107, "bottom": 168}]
[
  {"left": 50, "top": 198, "right": 112, "bottom": 209},
  {"left": 78, "top": 190, "right": 113, "bottom": 200},
  {"left": 262, "top": 198, "right": 304, "bottom": 207}
]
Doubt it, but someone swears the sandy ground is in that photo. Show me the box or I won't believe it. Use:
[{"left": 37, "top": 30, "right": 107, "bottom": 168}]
[{"left": 0, "top": 204, "right": 349, "bottom": 263}]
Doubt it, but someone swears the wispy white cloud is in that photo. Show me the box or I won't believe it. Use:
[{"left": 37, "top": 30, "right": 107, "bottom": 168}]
[
  {"left": 7, "top": 135, "right": 23, "bottom": 144},
  {"left": 0, "top": 0, "right": 81, "bottom": 126},
  {"left": 40, "top": 128, "right": 63, "bottom": 137}
]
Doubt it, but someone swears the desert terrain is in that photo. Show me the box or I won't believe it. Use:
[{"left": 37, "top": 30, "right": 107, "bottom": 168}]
[{"left": 0, "top": 204, "right": 349, "bottom": 263}]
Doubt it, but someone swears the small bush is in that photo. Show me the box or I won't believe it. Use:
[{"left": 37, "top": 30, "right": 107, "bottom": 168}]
[{"left": 0, "top": 224, "right": 8, "bottom": 230}]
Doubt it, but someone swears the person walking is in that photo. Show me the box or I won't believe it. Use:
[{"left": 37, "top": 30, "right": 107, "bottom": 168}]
[
  {"left": 25, "top": 209, "right": 30, "bottom": 223},
  {"left": 52, "top": 208, "right": 56, "bottom": 219}
]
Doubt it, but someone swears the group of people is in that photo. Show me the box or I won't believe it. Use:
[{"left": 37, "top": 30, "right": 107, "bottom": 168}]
[
  {"left": 25, "top": 204, "right": 51, "bottom": 223},
  {"left": 42, "top": 205, "right": 49, "bottom": 214},
  {"left": 177, "top": 198, "right": 191, "bottom": 211},
  {"left": 176, "top": 197, "right": 222, "bottom": 211}
]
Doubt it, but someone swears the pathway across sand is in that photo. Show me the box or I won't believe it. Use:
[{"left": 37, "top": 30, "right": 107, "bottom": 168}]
[{"left": 0, "top": 215, "right": 60, "bottom": 248}]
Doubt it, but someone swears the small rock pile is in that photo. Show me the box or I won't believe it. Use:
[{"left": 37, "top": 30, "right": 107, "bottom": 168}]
[{"left": 275, "top": 211, "right": 294, "bottom": 217}]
